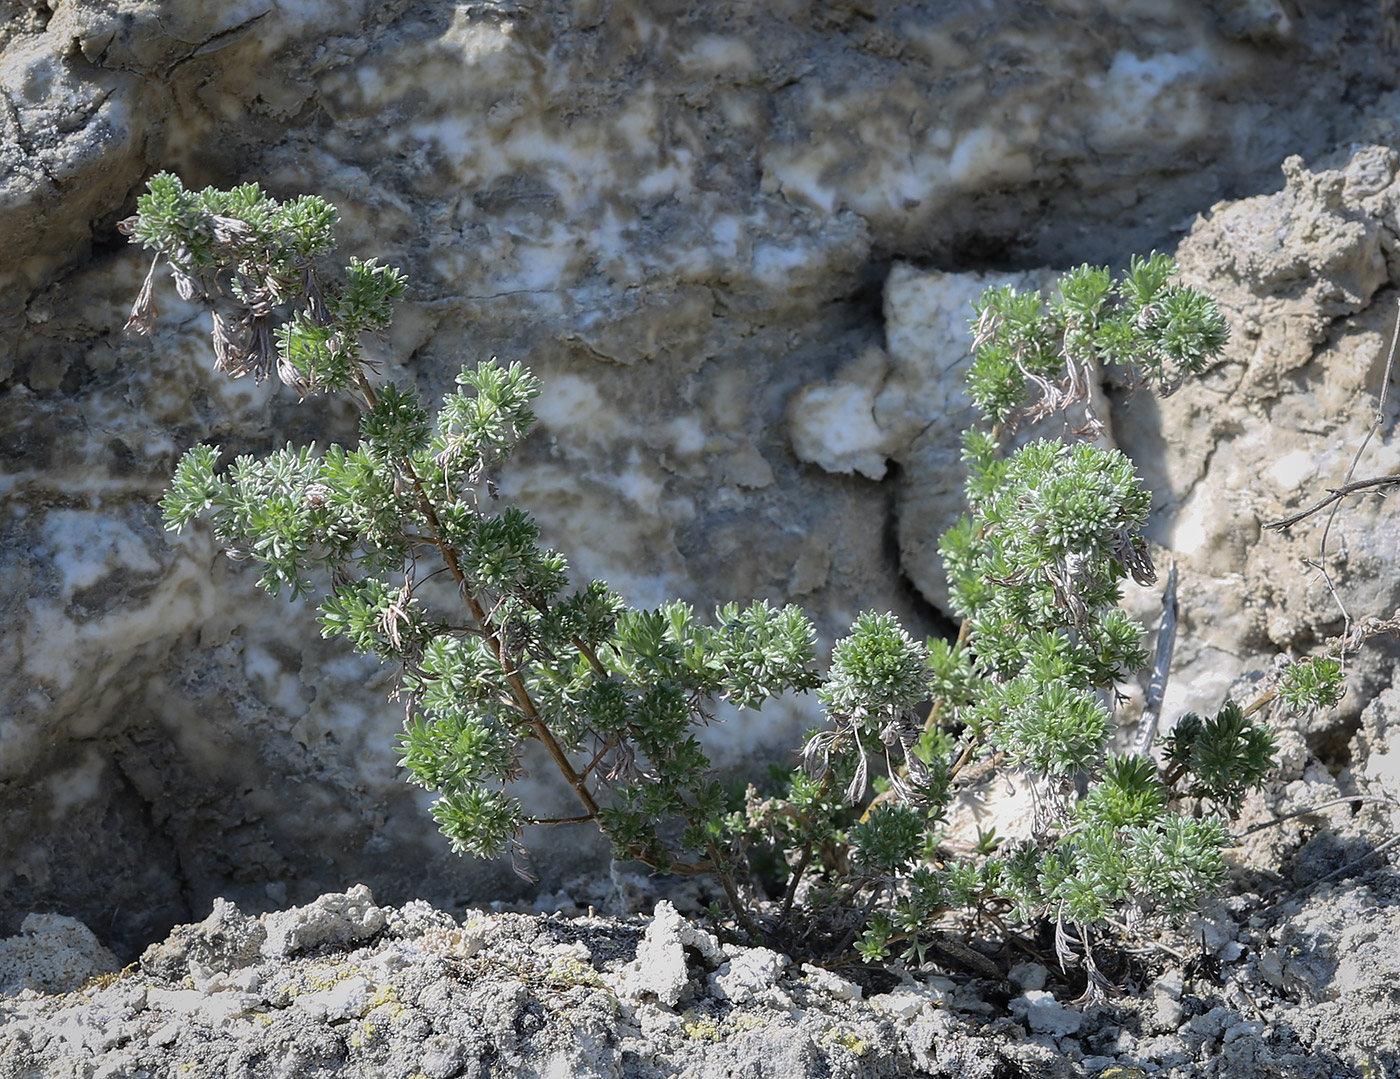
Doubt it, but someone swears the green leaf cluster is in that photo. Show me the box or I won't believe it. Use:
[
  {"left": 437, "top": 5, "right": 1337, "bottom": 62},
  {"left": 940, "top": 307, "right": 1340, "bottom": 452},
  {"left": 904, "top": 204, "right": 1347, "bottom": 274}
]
[
  {"left": 124, "top": 172, "right": 405, "bottom": 392},
  {"left": 968, "top": 253, "right": 1229, "bottom": 424},
  {"left": 1278, "top": 655, "right": 1345, "bottom": 711},
  {"left": 1162, "top": 702, "right": 1278, "bottom": 812}
]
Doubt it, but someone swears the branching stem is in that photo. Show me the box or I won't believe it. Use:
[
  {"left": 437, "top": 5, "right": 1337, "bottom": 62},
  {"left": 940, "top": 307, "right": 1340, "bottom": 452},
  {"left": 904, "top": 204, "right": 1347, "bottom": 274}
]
[{"left": 352, "top": 369, "right": 603, "bottom": 822}]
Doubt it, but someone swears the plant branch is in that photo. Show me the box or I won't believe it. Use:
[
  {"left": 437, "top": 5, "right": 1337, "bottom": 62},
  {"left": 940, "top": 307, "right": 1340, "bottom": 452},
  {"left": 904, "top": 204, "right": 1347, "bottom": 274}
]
[
  {"left": 1262, "top": 475, "right": 1400, "bottom": 531},
  {"left": 1231, "top": 794, "right": 1400, "bottom": 840},
  {"left": 1133, "top": 561, "right": 1178, "bottom": 757},
  {"left": 351, "top": 366, "right": 603, "bottom": 823}
]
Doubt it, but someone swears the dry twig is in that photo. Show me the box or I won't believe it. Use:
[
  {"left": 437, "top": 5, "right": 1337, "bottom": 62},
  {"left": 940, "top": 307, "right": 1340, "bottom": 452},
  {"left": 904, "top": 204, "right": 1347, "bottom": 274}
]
[{"left": 1261, "top": 299, "right": 1400, "bottom": 640}]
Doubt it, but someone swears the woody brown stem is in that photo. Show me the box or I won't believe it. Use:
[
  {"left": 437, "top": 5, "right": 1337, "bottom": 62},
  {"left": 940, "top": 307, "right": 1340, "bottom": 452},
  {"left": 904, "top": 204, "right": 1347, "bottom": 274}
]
[{"left": 353, "top": 370, "right": 602, "bottom": 822}]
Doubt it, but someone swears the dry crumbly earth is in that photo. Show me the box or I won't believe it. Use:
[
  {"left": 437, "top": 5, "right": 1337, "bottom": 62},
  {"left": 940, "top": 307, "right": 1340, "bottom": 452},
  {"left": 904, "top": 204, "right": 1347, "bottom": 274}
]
[{"left": 1, "top": 777, "right": 1398, "bottom": 1079}]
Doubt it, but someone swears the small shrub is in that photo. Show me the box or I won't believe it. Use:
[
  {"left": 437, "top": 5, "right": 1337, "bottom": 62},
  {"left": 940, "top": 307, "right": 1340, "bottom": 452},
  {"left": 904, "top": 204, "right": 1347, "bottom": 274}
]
[{"left": 127, "top": 174, "right": 1344, "bottom": 971}]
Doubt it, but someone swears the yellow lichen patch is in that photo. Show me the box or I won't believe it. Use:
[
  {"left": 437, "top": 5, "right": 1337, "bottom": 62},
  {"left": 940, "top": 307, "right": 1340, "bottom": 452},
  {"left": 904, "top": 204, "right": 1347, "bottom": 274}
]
[
  {"left": 678, "top": 1008, "right": 775, "bottom": 1044},
  {"left": 79, "top": 962, "right": 139, "bottom": 993},
  {"left": 360, "top": 984, "right": 409, "bottom": 1035},
  {"left": 818, "top": 1027, "right": 871, "bottom": 1057},
  {"left": 348, "top": 1019, "right": 377, "bottom": 1048},
  {"left": 344, "top": 981, "right": 409, "bottom": 1050},
  {"left": 365, "top": 982, "right": 401, "bottom": 1012},
  {"left": 546, "top": 956, "right": 606, "bottom": 990},
  {"left": 681, "top": 1009, "right": 724, "bottom": 1042},
  {"left": 300, "top": 962, "right": 362, "bottom": 992}
]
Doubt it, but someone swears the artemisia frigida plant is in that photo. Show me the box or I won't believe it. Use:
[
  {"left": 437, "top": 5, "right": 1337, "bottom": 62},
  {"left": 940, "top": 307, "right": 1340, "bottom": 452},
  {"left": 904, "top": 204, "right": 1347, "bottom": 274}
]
[{"left": 129, "top": 174, "right": 1343, "bottom": 970}]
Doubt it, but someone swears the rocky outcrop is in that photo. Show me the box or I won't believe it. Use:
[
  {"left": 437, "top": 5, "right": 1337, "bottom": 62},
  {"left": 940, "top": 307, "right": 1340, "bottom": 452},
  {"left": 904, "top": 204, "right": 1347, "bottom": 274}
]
[
  {"left": 2, "top": 0, "right": 1400, "bottom": 962},
  {"left": 3, "top": 880, "right": 1396, "bottom": 1078}
]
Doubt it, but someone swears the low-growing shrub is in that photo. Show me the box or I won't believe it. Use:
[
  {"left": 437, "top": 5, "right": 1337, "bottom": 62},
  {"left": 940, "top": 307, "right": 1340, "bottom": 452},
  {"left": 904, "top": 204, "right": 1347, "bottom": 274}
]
[{"left": 125, "top": 174, "right": 1345, "bottom": 976}]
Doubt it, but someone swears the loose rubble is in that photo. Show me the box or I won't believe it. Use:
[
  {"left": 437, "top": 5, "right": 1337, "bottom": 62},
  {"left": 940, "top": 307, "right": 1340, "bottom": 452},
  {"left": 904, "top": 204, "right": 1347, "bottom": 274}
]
[{"left": 3, "top": 855, "right": 1397, "bottom": 1079}]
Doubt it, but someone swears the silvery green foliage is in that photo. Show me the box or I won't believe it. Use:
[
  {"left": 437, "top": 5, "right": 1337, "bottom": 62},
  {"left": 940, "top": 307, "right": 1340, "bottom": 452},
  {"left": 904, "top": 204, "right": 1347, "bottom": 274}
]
[
  {"left": 138, "top": 177, "right": 1339, "bottom": 970},
  {"left": 756, "top": 261, "right": 1284, "bottom": 966},
  {"left": 123, "top": 173, "right": 402, "bottom": 392},
  {"left": 140, "top": 174, "right": 819, "bottom": 908},
  {"left": 966, "top": 254, "right": 1230, "bottom": 429}
]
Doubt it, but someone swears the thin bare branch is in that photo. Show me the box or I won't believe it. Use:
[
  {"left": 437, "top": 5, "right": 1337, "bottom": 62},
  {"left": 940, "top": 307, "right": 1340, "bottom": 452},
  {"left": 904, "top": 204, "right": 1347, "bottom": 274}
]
[
  {"left": 1260, "top": 296, "right": 1400, "bottom": 653},
  {"left": 1281, "top": 834, "right": 1400, "bottom": 900},
  {"left": 1232, "top": 794, "right": 1400, "bottom": 839},
  {"left": 1263, "top": 475, "right": 1400, "bottom": 530}
]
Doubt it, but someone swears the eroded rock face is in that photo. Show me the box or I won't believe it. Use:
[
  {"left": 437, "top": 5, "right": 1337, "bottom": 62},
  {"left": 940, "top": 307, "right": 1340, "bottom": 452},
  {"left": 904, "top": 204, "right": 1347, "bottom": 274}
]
[
  {"left": 861, "top": 144, "right": 1400, "bottom": 726},
  {"left": 3, "top": 0, "right": 1400, "bottom": 957},
  {"left": 1137, "top": 145, "right": 1400, "bottom": 727}
]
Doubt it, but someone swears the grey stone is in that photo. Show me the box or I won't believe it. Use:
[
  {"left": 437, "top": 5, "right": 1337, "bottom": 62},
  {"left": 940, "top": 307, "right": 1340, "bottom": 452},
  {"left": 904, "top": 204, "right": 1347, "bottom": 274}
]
[
  {"left": 710, "top": 946, "right": 789, "bottom": 1004},
  {"left": 139, "top": 896, "right": 266, "bottom": 983},
  {"left": 0, "top": 890, "right": 1391, "bottom": 1078},
  {"left": 619, "top": 899, "right": 721, "bottom": 1008},
  {"left": 1010, "top": 989, "right": 1084, "bottom": 1036}
]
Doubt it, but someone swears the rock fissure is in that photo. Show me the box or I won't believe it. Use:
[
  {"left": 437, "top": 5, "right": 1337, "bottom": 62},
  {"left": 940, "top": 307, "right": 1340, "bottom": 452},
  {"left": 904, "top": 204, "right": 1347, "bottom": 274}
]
[{"left": 158, "top": 10, "right": 274, "bottom": 77}]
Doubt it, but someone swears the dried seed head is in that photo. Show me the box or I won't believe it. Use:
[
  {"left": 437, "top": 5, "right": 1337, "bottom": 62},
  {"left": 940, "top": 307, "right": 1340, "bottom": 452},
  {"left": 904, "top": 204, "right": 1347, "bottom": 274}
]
[
  {"left": 378, "top": 583, "right": 413, "bottom": 652},
  {"left": 302, "top": 268, "right": 329, "bottom": 325},
  {"left": 209, "top": 214, "right": 255, "bottom": 248},
  {"left": 277, "top": 351, "right": 316, "bottom": 397},
  {"left": 1116, "top": 536, "right": 1157, "bottom": 588},
  {"left": 173, "top": 270, "right": 200, "bottom": 302},
  {"left": 209, "top": 310, "right": 278, "bottom": 383},
  {"left": 124, "top": 256, "right": 162, "bottom": 336}
]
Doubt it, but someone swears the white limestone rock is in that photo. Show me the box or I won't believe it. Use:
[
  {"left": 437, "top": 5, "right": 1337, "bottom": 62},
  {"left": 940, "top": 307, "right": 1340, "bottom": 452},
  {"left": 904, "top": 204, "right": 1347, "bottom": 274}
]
[
  {"left": 139, "top": 897, "right": 267, "bottom": 984},
  {"left": 709, "top": 946, "right": 789, "bottom": 1004},
  {"left": 787, "top": 347, "right": 893, "bottom": 480},
  {"left": 1127, "top": 146, "right": 1400, "bottom": 727},
  {"left": 261, "top": 884, "right": 386, "bottom": 960},
  {"left": 1009, "top": 990, "right": 1083, "bottom": 1037},
  {"left": 0, "top": 912, "right": 120, "bottom": 996},
  {"left": 869, "top": 986, "right": 941, "bottom": 1020},
  {"left": 617, "top": 899, "right": 722, "bottom": 1008},
  {"left": 799, "top": 962, "right": 862, "bottom": 1001}
]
